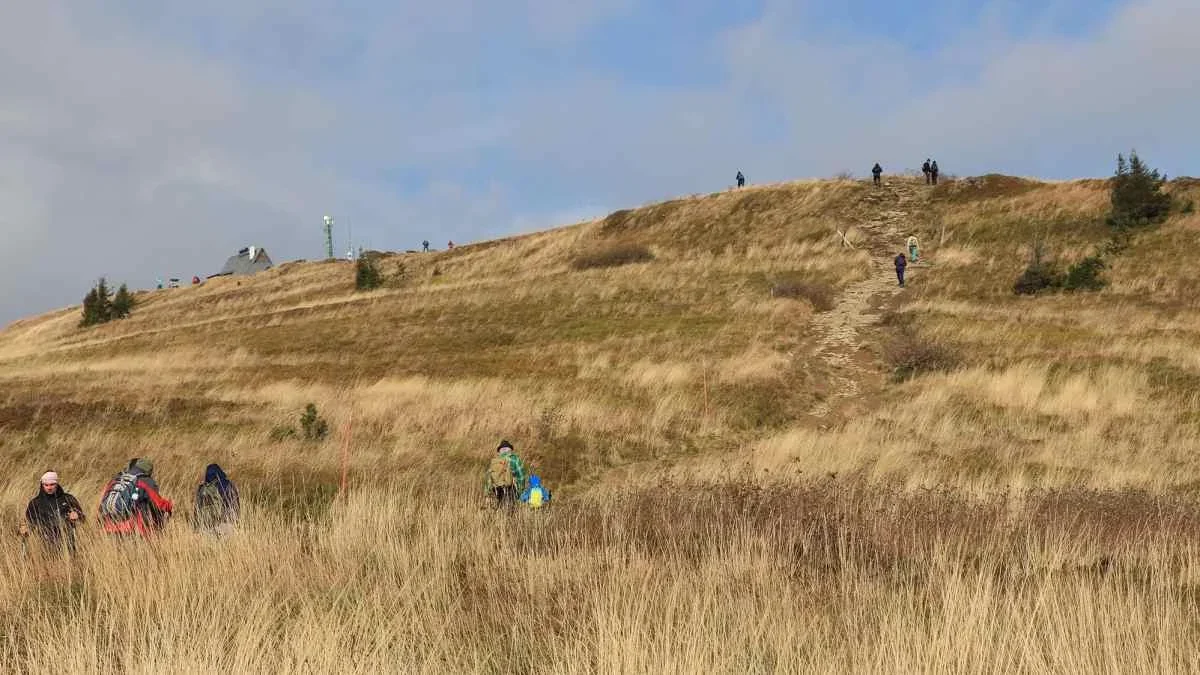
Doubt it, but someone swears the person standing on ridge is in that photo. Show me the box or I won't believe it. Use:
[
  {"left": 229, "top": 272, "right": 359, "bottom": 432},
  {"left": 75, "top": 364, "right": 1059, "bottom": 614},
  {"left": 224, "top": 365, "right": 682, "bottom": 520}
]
[
  {"left": 736, "top": 170, "right": 745, "bottom": 189},
  {"left": 894, "top": 251, "right": 908, "bottom": 287},
  {"left": 485, "top": 440, "right": 528, "bottom": 511},
  {"left": 98, "top": 458, "right": 173, "bottom": 539},
  {"left": 872, "top": 163, "right": 883, "bottom": 186},
  {"left": 19, "top": 471, "right": 85, "bottom": 556},
  {"left": 930, "top": 160, "right": 940, "bottom": 185},
  {"left": 922, "top": 159, "right": 932, "bottom": 184},
  {"left": 422, "top": 240, "right": 430, "bottom": 253}
]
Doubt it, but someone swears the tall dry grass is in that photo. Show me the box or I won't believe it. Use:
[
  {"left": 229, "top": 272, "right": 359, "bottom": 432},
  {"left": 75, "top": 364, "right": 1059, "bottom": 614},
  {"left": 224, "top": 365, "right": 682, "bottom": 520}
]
[{"left": 2, "top": 480, "right": 1198, "bottom": 672}]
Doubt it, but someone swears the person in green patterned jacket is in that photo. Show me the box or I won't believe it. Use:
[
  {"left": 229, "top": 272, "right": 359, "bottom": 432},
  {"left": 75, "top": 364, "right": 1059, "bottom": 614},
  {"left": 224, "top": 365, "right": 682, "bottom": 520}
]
[{"left": 484, "top": 440, "right": 528, "bottom": 510}]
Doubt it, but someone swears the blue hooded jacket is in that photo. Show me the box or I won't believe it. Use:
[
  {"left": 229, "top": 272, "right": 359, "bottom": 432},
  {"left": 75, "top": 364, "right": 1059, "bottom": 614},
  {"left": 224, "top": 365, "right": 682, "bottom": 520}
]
[
  {"left": 520, "top": 475, "right": 550, "bottom": 504},
  {"left": 196, "top": 463, "right": 240, "bottom": 526}
]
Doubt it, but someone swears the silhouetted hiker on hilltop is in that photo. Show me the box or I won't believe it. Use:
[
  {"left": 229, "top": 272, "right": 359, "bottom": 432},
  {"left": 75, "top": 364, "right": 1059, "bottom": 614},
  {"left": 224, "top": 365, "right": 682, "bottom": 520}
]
[
  {"left": 19, "top": 471, "right": 84, "bottom": 557},
  {"left": 922, "top": 159, "right": 932, "bottom": 184},
  {"left": 422, "top": 240, "right": 429, "bottom": 253},
  {"left": 894, "top": 252, "right": 908, "bottom": 287},
  {"left": 872, "top": 163, "right": 883, "bottom": 186},
  {"left": 736, "top": 171, "right": 745, "bottom": 188},
  {"left": 930, "top": 160, "right": 940, "bottom": 185}
]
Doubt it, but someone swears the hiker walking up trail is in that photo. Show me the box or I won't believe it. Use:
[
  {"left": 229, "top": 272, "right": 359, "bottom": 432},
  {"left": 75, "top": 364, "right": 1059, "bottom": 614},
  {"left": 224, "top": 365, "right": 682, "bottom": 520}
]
[
  {"left": 19, "top": 471, "right": 85, "bottom": 556},
  {"left": 485, "top": 440, "right": 528, "bottom": 511},
  {"left": 930, "top": 160, "right": 940, "bottom": 185},
  {"left": 894, "top": 252, "right": 908, "bottom": 287},
  {"left": 922, "top": 159, "right": 932, "bottom": 184},
  {"left": 736, "top": 170, "right": 745, "bottom": 188},
  {"left": 98, "top": 458, "right": 173, "bottom": 539},
  {"left": 194, "top": 464, "right": 240, "bottom": 537},
  {"left": 872, "top": 163, "right": 883, "bottom": 186}
]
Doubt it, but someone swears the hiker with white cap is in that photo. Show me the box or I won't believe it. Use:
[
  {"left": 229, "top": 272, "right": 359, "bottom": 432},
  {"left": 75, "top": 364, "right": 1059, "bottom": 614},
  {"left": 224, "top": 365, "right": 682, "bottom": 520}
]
[{"left": 19, "top": 471, "right": 85, "bottom": 555}]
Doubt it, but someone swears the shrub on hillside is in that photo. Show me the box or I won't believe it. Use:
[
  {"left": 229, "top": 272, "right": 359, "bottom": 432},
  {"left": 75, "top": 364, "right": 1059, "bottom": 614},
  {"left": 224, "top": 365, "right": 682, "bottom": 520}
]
[
  {"left": 1013, "top": 264, "right": 1063, "bottom": 295},
  {"left": 570, "top": 242, "right": 655, "bottom": 270},
  {"left": 1063, "top": 255, "right": 1107, "bottom": 292},
  {"left": 300, "top": 403, "right": 329, "bottom": 441},
  {"left": 770, "top": 277, "right": 836, "bottom": 312},
  {"left": 1108, "top": 151, "right": 1171, "bottom": 229},
  {"left": 355, "top": 254, "right": 383, "bottom": 290},
  {"left": 1013, "top": 240, "right": 1063, "bottom": 295},
  {"left": 883, "top": 325, "right": 960, "bottom": 382},
  {"left": 80, "top": 278, "right": 135, "bottom": 327}
]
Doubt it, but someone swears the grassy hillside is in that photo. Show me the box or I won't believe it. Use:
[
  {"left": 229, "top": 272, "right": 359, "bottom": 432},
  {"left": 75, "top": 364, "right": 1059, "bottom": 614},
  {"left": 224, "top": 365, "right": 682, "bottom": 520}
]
[{"left": 1, "top": 174, "right": 1199, "bottom": 671}]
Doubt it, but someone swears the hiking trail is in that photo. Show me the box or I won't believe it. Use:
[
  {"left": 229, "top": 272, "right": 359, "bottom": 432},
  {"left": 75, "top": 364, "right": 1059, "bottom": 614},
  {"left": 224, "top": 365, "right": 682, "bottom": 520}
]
[{"left": 806, "top": 179, "right": 929, "bottom": 420}]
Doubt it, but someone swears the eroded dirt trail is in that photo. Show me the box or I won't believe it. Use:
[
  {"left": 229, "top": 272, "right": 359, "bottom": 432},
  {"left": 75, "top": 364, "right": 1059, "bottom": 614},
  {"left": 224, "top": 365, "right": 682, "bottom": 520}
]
[{"left": 806, "top": 181, "right": 927, "bottom": 419}]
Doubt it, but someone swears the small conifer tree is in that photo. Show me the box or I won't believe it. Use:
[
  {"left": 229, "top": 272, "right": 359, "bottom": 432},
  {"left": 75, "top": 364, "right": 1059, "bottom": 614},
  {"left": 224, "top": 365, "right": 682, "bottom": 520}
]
[
  {"left": 355, "top": 254, "right": 383, "bottom": 290},
  {"left": 1109, "top": 150, "right": 1171, "bottom": 229},
  {"left": 79, "top": 278, "right": 113, "bottom": 327},
  {"left": 110, "top": 283, "right": 135, "bottom": 319}
]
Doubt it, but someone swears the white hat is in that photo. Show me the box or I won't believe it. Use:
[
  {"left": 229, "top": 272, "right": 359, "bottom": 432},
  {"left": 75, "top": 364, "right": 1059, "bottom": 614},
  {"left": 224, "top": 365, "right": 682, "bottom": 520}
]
[{"left": 40, "top": 471, "right": 59, "bottom": 485}]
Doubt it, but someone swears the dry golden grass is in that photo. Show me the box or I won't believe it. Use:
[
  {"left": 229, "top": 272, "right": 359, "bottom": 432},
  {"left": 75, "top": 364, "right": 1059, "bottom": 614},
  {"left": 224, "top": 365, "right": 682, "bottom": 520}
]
[
  {"left": 1, "top": 175, "right": 1199, "bottom": 670},
  {"left": 3, "top": 482, "right": 1200, "bottom": 672}
]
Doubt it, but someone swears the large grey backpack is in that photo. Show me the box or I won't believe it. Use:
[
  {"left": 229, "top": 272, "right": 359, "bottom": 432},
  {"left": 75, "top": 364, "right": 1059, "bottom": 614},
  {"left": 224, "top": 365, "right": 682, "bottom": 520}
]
[{"left": 99, "top": 472, "right": 141, "bottom": 520}]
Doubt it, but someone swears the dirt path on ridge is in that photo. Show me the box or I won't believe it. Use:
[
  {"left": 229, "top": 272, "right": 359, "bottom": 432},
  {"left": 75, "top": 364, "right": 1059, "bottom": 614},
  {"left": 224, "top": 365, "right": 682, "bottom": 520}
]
[{"left": 805, "top": 180, "right": 927, "bottom": 420}]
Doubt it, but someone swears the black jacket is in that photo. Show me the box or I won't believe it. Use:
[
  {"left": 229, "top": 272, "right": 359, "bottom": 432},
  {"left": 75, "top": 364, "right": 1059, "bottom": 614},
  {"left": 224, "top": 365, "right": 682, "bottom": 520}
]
[
  {"left": 26, "top": 488, "right": 84, "bottom": 546},
  {"left": 895, "top": 254, "right": 908, "bottom": 269}
]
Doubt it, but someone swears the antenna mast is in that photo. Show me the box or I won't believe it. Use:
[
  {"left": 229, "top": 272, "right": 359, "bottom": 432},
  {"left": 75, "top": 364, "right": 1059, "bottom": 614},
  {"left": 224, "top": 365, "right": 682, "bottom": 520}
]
[{"left": 323, "top": 216, "right": 334, "bottom": 259}]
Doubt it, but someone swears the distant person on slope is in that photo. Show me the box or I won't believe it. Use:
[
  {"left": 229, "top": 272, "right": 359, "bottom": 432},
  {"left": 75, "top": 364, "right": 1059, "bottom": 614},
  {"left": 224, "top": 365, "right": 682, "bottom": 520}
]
[
  {"left": 422, "top": 240, "right": 430, "bottom": 252},
  {"left": 736, "top": 170, "right": 745, "bottom": 188},
  {"left": 894, "top": 252, "right": 908, "bottom": 287},
  {"left": 194, "top": 463, "right": 240, "bottom": 537},
  {"left": 19, "top": 471, "right": 85, "bottom": 556},
  {"left": 922, "top": 159, "right": 932, "bottom": 184},
  {"left": 98, "top": 458, "right": 173, "bottom": 539},
  {"left": 872, "top": 163, "right": 883, "bottom": 186},
  {"left": 485, "top": 440, "right": 528, "bottom": 511},
  {"left": 930, "top": 160, "right": 940, "bottom": 185}
]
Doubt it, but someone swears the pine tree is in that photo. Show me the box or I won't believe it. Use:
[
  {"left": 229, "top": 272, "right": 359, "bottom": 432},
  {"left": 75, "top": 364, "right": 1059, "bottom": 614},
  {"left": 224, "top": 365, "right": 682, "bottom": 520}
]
[
  {"left": 355, "top": 254, "right": 383, "bottom": 290},
  {"left": 1109, "top": 150, "right": 1171, "bottom": 229},
  {"left": 110, "top": 283, "right": 135, "bottom": 319},
  {"left": 95, "top": 278, "right": 112, "bottom": 322},
  {"left": 79, "top": 277, "right": 133, "bottom": 327},
  {"left": 79, "top": 287, "right": 100, "bottom": 327}
]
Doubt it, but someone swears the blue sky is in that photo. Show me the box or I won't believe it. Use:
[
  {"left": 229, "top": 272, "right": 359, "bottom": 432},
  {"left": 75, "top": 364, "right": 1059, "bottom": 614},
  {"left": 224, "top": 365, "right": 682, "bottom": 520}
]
[{"left": 0, "top": 0, "right": 1195, "bottom": 324}]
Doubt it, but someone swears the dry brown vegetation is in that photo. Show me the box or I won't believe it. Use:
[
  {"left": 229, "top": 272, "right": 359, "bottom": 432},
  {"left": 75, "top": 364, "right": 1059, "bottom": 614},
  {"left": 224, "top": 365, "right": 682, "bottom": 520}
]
[{"left": 1, "top": 175, "right": 1199, "bottom": 671}]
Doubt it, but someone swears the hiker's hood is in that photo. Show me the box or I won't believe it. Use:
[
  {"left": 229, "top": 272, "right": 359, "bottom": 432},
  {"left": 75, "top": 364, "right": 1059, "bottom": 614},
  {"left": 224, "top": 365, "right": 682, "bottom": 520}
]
[
  {"left": 530, "top": 475, "right": 542, "bottom": 488},
  {"left": 132, "top": 458, "right": 154, "bottom": 475},
  {"left": 205, "top": 464, "right": 229, "bottom": 484}
]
